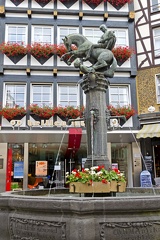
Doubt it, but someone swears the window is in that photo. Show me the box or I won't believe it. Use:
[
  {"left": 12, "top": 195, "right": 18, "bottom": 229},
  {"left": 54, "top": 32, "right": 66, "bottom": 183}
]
[
  {"left": 31, "top": 84, "right": 53, "bottom": 106},
  {"left": 4, "top": 84, "right": 26, "bottom": 108},
  {"left": 153, "top": 28, "right": 160, "bottom": 57},
  {"left": 6, "top": 25, "right": 27, "bottom": 44},
  {"left": 109, "top": 85, "right": 130, "bottom": 107},
  {"left": 57, "top": 27, "right": 79, "bottom": 44},
  {"left": 156, "top": 75, "right": 160, "bottom": 103},
  {"left": 32, "top": 26, "right": 53, "bottom": 44},
  {"left": 57, "top": 85, "right": 79, "bottom": 107},
  {"left": 151, "top": 0, "right": 160, "bottom": 12},
  {"left": 113, "top": 29, "right": 128, "bottom": 46},
  {"left": 83, "top": 27, "right": 128, "bottom": 46},
  {"left": 83, "top": 28, "right": 101, "bottom": 44}
]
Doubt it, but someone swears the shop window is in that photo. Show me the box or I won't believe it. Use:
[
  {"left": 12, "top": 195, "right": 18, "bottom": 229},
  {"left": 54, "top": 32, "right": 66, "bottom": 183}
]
[
  {"left": 11, "top": 144, "right": 24, "bottom": 190},
  {"left": 57, "top": 84, "right": 79, "bottom": 107},
  {"left": 6, "top": 25, "right": 28, "bottom": 44},
  {"left": 4, "top": 84, "right": 26, "bottom": 108},
  {"left": 57, "top": 27, "right": 79, "bottom": 44},
  {"left": 151, "top": 0, "right": 160, "bottom": 12},
  {"left": 30, "top": 84, "right": 53, "bottom": 106},
  {"left": 111, "top": 143, "right": 130, "bottom": 183},
  {"left": 32, "top": 26, "right": 53, "bottom": 44},
  {"left": 153, "top": 27, "right": 160, "bottom": 57},
  {"left": 109, "top": 85, "right": 131, "bottom": 107}
]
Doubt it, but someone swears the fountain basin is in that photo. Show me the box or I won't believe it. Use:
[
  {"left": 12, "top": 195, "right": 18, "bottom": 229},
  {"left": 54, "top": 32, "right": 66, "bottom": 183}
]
[{"left": 1, "top": 188, "right": 160, "bottom": 240}]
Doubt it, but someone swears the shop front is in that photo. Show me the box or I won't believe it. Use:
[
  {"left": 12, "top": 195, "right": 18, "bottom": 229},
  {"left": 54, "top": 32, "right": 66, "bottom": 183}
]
[{"left": 0, "top": 129, "right": 139, "bottom": 192}]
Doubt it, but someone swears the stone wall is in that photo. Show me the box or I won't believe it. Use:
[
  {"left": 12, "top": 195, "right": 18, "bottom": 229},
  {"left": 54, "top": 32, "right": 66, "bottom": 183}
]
[{"left": 136, "top": 67, "right": 160, "bottom": 114}]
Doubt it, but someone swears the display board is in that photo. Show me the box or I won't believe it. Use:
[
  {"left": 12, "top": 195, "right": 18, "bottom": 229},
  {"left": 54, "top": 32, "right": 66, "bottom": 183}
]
[{"left": 140, "top": 170, "right": 152, "bottom": 187}]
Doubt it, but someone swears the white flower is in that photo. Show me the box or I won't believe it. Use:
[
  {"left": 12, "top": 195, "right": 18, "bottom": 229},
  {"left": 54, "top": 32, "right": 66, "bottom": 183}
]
[
  {"left": 90, "top": 166, "right": 98, "bottom": 170},
  {"left": 84, "top": 168, "right": 89, "bottom": 172}
]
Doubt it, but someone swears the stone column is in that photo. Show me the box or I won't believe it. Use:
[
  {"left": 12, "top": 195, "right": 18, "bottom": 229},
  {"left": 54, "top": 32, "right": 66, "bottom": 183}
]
[{"left": 80, "top": 72, "right": 110, "bottom": 169}]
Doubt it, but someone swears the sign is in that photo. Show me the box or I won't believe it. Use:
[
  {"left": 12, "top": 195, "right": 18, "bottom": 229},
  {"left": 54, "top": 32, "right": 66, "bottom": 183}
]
[
  {"left": 14, "top": 161, "right": 24, "bottom": 178},
  {"left": 140, "top": 170, "right": 152, "bottom": 187},
  {"left": 112, "top": 163, "right": 118, "bottom": 170},
  {"left": 35, "top": 161, "right": 47, "bottom": 176}
]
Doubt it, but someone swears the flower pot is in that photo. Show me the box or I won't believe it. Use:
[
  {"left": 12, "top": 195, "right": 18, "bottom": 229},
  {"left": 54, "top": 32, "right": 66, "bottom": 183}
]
[
  {"left": 30, "top": 113, "right": 51, "bottom": 121},
  {"left": 117, "top": 58, "right": 129, "bottom": 66},
  {"left": 7, "top": 54, "right": 26, "bottom": 64},
  {"left": 10, "top": 0, "right": 24, "bottom": 6},
  {"left": 6, "top": 114, "right": 26, "bottom": 122},
  {"left": 32, "top": 54, "right": 53, "bottom": 65},
  {"left": 117, "top": 181, "right": 126, "bottom": 192},
  {"left": 84, "top": 0, "right": 104, "bottom": 9},
  {"left": 59, "top": 0, "right": 78, "bottom": 8},
  {"left": 35, "top": 0, "right": 52, "bottom": 7},
  {"left": 69, "top": 182, "right": 111, "bottom": 193}
]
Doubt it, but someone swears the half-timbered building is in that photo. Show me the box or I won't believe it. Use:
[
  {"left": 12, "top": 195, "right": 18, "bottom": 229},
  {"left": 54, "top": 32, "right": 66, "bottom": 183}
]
[{"left": 135, "top": 0, "right": 160, "bottom": 183}]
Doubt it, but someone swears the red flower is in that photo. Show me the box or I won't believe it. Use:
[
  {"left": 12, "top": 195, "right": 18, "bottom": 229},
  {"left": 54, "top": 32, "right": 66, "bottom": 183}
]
[
  {"left": 102, "top": 179, "right": 108, "bottom": 184},
  {"left": 28, "top": 43, "right": 55, "bottom": 58},
  {"left": 107, "top": 105, "right": 136, "bottom": 120},
  {"left": 112, "top": 46, "right": 135, "bottom": 62},
  {"left": 0, "top": 42, "right": 27, "bottom": 57}
]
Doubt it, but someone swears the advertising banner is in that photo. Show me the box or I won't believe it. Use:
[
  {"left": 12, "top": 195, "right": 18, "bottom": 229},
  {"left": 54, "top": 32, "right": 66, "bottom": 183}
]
[{"left": 14, "top": 161, "right": 24, "bottom": 178}]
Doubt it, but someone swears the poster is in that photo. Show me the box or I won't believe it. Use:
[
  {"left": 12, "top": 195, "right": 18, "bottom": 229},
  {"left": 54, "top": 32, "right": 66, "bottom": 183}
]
[
  {"left": 35, "top": 161, "right": 48, "bottom": 176},
  {"left": 14, "top": 161, "right": 24, "bottom": 178}
]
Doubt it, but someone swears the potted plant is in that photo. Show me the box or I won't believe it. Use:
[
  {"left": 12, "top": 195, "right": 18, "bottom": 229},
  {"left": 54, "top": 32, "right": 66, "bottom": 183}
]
[
  {"left": 66, "top": 165, "right": 126, "bottom": 193},
  {"left": 107, "top": 105, "right": 136, "bottom": 120},
  {"left": 29, "top": 104, "right": 55, "bottom": 120},
  {"left": 54, "top": 105, "right": 84, "bottom": 121},
  {"left": 0, "top": 42, "right": 28, "bottom": 64},
  {"left": 0, "top": 105, "right": 26, "bottom": 121},
  {"left": 112, "top": 46, "right": 135, "bottom": 66},
  {"left": 28, "top": 43, "right": 55, "bottom": 64}
]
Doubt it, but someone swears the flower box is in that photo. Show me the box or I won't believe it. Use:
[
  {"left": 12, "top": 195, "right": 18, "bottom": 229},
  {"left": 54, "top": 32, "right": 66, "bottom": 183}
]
[
  {"left": 69, "top": 182, "right": 111, "bottom": 193},
  {"left": 117, "top": 181, "right": 126, "bottom": 192}
]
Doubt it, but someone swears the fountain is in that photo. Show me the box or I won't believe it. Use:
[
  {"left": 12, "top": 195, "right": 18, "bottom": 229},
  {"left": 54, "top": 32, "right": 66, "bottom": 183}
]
[{"left": 1, "top": 31, "right": 160, "bottom": 240}]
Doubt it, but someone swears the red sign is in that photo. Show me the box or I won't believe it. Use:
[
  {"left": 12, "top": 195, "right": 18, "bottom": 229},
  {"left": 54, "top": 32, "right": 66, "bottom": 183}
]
[{"left": 6, "top": 148, "right": 12, "bottom": 191}]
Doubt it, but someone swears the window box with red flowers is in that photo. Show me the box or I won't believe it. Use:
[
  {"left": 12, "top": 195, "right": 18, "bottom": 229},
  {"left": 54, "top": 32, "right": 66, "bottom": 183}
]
[
  {"left": 67, "top": 166, "right": 126, "bottom": 193},
  {"left": 0, "top": 106, "right": 26, "bottom": 121},
  {"left": 29, "top": 104, "right": 55, "bottom": 121},
  {"left": 112, "top": 46, "right": 135, "bottom": 66},
  {"left": 0, "top": 42, "right": 27, "bottom": 64},
  {"left": 107, "top": 105, "right": 136, "bottom": 120},
  {"left": 28, "top": 43, "right": 55, "bottom": 65},
  {"left": 54, "top": 106, "right": 84, "bottom": 122},
  {"left": 107, "top": 0, "right": 132, "bottom": 9}
]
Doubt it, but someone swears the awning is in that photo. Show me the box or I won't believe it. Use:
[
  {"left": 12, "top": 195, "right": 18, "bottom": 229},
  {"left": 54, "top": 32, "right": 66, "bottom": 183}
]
[{"left": 136, "top": 124, "right": 160, "bottom": 139}]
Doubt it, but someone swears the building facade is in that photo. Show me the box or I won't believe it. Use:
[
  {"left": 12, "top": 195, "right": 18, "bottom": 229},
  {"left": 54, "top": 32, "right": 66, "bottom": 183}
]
[
  {"left": 0, "top": 0, "right": 139, "bottom": 192},
  {"left": 135, "top": 0, "right": 160, "bottom": 184}
]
